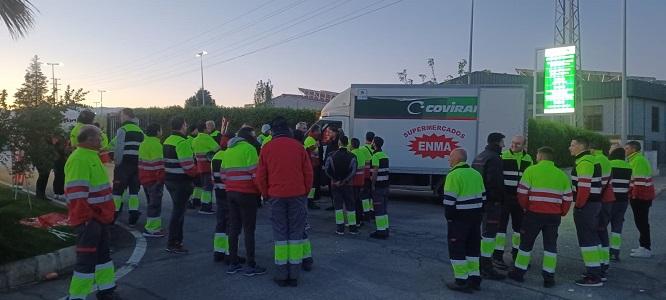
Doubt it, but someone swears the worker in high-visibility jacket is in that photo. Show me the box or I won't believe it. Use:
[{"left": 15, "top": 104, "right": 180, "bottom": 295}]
[
  {"left": 69, "top": 110, "right": 95, "bottom": 147},
  {"left": 304, "top": 125, "right": 322, "bottom": 210},
  {"left": 472, "top": 132, "right": 507, "bottom": 280},
  {"left": 494, "top": 135, "right": 533, "bottom": 269},
  {"left": 65, "top": 125, "right": 119, "bottom": 300},
  {"left": 350, "top": 138, "right": 368, "bottom": 226},
  {"left": 370, "top": 136, "right": 390, "bottom": 239},
  {"left": 70, "top": 111, "right": 111, "bottom": 163},
  {"left": 360, "top": 132, "right": 375, "bottom": 220},
  {"left": 222, "top": 127, "right": 267, "bottom": 276},
  {"left": 569, "top": 136, "right": 604, "bottom": 287},
  {"left": 192, "top": 121, "right": 221, "bottom": 214},
  {"left": 507, "top": 147, "right": 572, "bottom": 288},
  {"left": 109, "top": 108, "right": 145, "bottom": 227},
  {"left": 591, "top": 144, "right": 615, "bottom": 274},
  {"left": 211, "top": 133, "right": 239, "bottom": 264},
  {"left": 138, "top": 123, "right": 165, "bottom": 238},
  {"left": 625, "top": 141, "right": 656, "bottom": 258},
  {"left": 257, "top": 124, "right": 271, "bottom": 145},
  {"left": 324, "top": 136, "right": 358, "bottom": 235},
  {"left": 256, "top": 117, "right": 313, "bottom": 287},
  {"left": 186, "top": 124, "right": 201, "bottom": 209},
  {"left": 608, "top": 146, "right": 632, "bottom": 261},
  {"left": 90, "top": 122, "right": 112, "bottom": 164},
  {"left": 207, "top": 120, "right": 222, "bottom": 145},
  {"left": 443, "top": 148, "right": 485, "bottom": 293},
  {"left": 163, "top": 117, "right": 199, "bottom": 254}
]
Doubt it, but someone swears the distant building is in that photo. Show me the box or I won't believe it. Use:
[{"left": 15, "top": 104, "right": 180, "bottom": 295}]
[
  {"left": 443, "top": 70, "right": 666, "bottom": 162},
  {"left": 269, "top": 88, "right": 338, "bottom": 110}
]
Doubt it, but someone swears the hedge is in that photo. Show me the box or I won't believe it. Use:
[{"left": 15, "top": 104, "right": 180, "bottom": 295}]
[
  {"left": 527, "top": 118, "right": 610, "bottom": 167},
  {"left": 130, "top": 106, "right": 320, "bottom": 135}
]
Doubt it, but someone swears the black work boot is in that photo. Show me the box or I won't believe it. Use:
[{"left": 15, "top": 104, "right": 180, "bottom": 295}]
[
  {"left": 302, "top": 257, "right": 313, "bottom": 271},
  {"left": 508, "top": 268, "right": 525, "bottom": 282},
  {"left": 610, "top": 249, "right": 621, "bottom": 262},
  {"left": 480, "top": 257, "right": 506, "bottom": 280},
  {"left": 214, "top": 252, "right": 226, "bottom": 263},
  {"left": 128, "top": 211, "right": 141, "bottom": 227},
  {"left": 369, "top": 230, "right": 389, "bottom": 240},
  {"left": 467, "top": 276, "right": 482, "bottom": 291},
  {"left": 492, "top": 251, "right": 509, "bottom": 270},
  {"left": 446, "top": 279, "right": 473, "bottom": 294},
  {"left": 543, "top": 272, "right": 555, "bottom": 288}
]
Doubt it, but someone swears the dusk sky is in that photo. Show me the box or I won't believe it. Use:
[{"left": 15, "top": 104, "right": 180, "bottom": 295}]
[{"left": 2, "top": 0, "right": 665, "bottom": 108}]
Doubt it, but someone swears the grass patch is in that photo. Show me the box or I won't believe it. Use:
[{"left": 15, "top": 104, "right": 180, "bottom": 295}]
[{"left": 0, "top": 186, "right": 75, "bottom": 265}]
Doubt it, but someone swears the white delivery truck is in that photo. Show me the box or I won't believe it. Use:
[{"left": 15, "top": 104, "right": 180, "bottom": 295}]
[{"left": 316, "top": 84, "right": 527, "bottom": 195}]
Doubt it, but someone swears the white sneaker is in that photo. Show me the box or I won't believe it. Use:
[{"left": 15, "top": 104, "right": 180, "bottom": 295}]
[
  {"left": 631, "top": 247, "right": 642, "bottom": 253},
  {"left": 630, "top": 247, "right": 653, "bottom": 258}
]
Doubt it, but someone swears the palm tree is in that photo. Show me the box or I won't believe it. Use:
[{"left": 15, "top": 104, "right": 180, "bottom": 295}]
[{"left": 0, "top": 0, "right": 38, "bottom": 39}]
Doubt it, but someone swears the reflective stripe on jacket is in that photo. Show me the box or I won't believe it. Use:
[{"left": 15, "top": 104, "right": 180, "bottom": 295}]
[
  {"left": 350, "top": 148, "right": 367, "bottom": 187},
  {"left": 371, "top": 150, "right": 389, "bottom": 188},
  {"left": 65, "top": 147, "right": 115, "bottom": 226},
  {"left": 628, "top": 152, "right": 656, "bottom": 201},
  {"left": 571, "top": 151, "right": 602, "bottom": 207},
  {"left": 163, "top": 133, "right": 198, "bottom": 181},
  {"left": 211, "top": 150, "right": 226, "bottom": 190},
  {"left": 222, "top": 138, "right": 259, "bottom": 194},
  {"left": 138, "top": 136, "right": 164, "bottom": 185},
  {"left": 443, "top": 162, "right": 485, "bottom": 217},
  {"left": 610, "top": 159, "right": 632, "bottom": 202},
  {"left": 517, "top": 160, "right": 572, "bottom": 215},
  {"left": 192, "top": 133, "right": 220, "bottom": 174},
  {"left": 501, "top": 150, "right": 533, "bottom": 195},
  {"left": 593, "top": 151, "right": 615, "bottom": 203}
]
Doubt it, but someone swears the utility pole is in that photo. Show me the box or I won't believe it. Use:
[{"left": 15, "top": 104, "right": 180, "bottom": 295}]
[
  {"left": 196, "top": 51, "right": 208, "bottom": 106},
  {"left": 47, "top": 62, "right": 63, "bottom": 100},
  {"left": 98, "top": 90, "right": 107, "bottom": 116},
  {"left": 620, "top": 0, "right": 627, "bottom": 143},
  {"left": 467, "top": 0, "right": 474, "bottom": 84}
]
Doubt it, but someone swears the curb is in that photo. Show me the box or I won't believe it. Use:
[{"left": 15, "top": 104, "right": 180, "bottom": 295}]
[{"left": 0, "top": 245, "right": 76, "bottom": 291}]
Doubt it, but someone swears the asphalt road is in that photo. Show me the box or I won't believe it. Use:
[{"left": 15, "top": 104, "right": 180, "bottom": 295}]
[{"left": 2, "top": 187, "right": 665, "bottom": 300}]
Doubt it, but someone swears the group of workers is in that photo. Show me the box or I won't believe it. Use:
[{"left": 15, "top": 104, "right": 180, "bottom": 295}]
[
  {"left": 63, "top": 108, "right": 393, "bottom": 299},
  {"left": 61, "top": 107, "right": 656, "bottom": 299},
  {"left": 443, "top": 132, "right": 656, "bottom": 293}
]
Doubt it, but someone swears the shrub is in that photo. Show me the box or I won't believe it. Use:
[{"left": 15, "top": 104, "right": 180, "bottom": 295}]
[{"left": 527, "top": 118, "right": 610, "bottom": 167}]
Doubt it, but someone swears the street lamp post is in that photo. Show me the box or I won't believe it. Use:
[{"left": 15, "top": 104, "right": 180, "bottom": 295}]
[
  {"left": 46, "top": 62, "right": 63, "bottom": 100},
  {"left": 98, "top": 90, "right": 107, "bottom": 116},
  {"left": 620, "top": 0, "right": 628, "bottom": 143},
  {"left": 196, "top": 51, "right": 208, "bottom": 106},
  {"left": 467, "top": 0, "right": 474, "bottom": 84}
]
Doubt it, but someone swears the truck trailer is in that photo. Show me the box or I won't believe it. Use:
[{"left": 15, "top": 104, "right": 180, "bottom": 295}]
[{"left": 315, "top": 84, "right": 527, "bottom": 195}]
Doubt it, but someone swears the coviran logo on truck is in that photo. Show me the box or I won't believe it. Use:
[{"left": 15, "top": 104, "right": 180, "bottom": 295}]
[
  {"left": 403, "top": 125, "right": 465, "bottom": 159},
  {"left": 355, "top": 96, "right": 478, "bottom": 120}
]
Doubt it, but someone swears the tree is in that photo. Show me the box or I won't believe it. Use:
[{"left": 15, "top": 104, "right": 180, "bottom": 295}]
[
  {"left": 13, "top": 55, "right": 48, "bottom": 107},
  {"left": 60, "top": 84, "right": 89, "bottom": 107},
  {"left": 0, "top": 0, "right": 38, "bottom": 39},
  {"left": 457, "top": 59, "right": 468, "bottom": 77},
  {"left": 253, "top": 79, "right": 273, "bottom": 107},
  {"left": 0, "top": 89, "right": 11, "bottom": 151},
  {"left": 184, "top": 88, "right": 216, "bottom": 108},
  {"left": 10, "top": 56, "right": 65, "bottom": 176}
]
